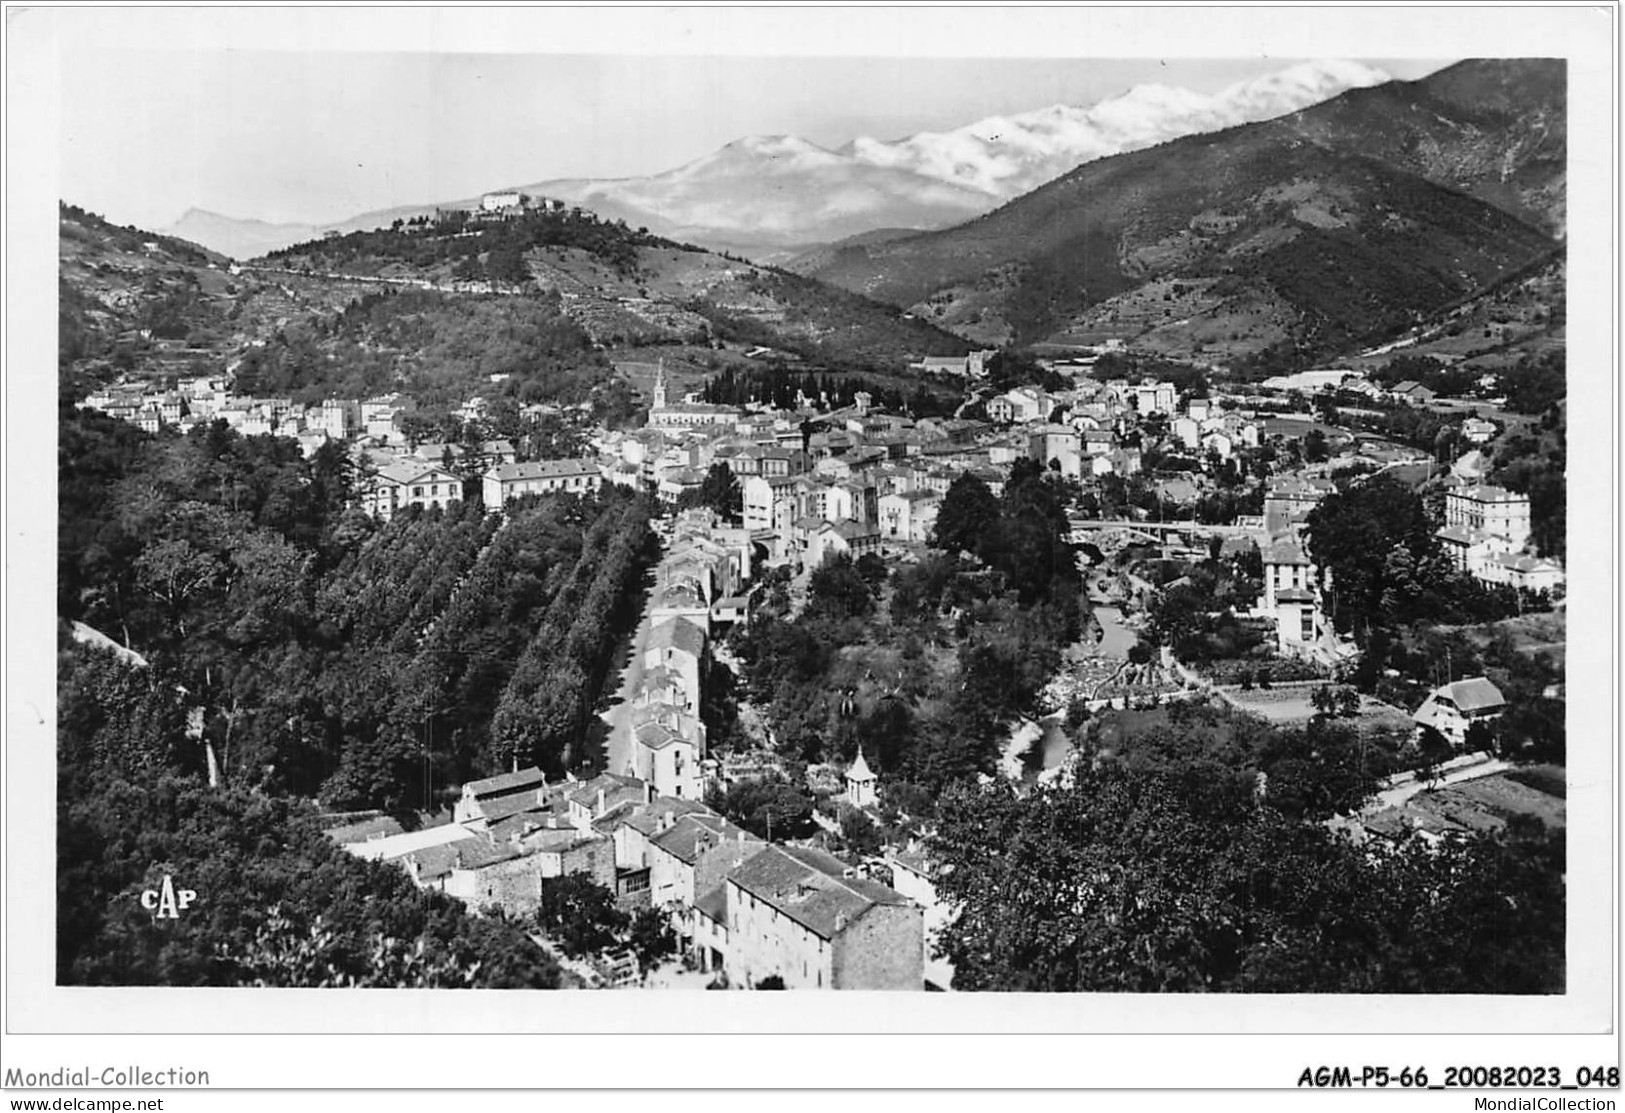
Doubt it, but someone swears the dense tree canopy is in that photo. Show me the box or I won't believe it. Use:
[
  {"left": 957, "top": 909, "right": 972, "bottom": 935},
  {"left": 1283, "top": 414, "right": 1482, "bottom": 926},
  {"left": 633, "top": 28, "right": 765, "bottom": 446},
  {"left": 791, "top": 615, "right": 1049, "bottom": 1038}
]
[
  {"left": 675, "top": 463, "right": 743, "bottom": 523},
  {"left": 1304, "top": 475, "right": 1453, "bottom": 640},
  {"left": 57, "top": 759, "right": 561, "bottom": 988},
  {"left": 931, "top": 763, "right": 1563, "bottom": 993}
]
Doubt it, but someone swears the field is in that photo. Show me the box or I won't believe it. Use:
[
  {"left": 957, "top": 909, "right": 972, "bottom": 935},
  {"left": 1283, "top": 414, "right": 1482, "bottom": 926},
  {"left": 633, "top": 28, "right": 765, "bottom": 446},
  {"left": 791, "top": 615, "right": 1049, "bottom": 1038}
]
[
  {"left": 1218, "top": 685, "right": 1415, "bottom": 733},
  {"left": 1400, "top": 770, "right": 1566, "bottom": 835}
]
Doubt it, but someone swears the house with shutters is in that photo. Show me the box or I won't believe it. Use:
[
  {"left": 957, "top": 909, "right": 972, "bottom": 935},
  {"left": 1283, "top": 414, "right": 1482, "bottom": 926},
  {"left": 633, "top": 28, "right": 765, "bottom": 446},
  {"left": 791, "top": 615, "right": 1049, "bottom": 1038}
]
[
  {"left": 1443, "top": 485, "right": 1531, "bottom": 549},
  {"left": 720, "top": 844, "right": 923, "bottom": 990},
  {"left": 878, "top": 489, "right": 942, "bottom": 543},
  {"left": 343, "top": 766, "right": 615, "bottom": 916},
  {"left": 482, "top": 459, "right": 603, "bottom": 506},
  {"left": 643, "top": 617, "right": 706, "bottom": 712},
  {"left": 1412, "top": 676, "right": 1508, "bottom": 749},
  {"left": 1391, "top": 381, "right": 1438, "bottom": 406},
  {"left": 358, "top": 461, "right": 464, "bottom": 520},
  {"left": 632, "top": 711, "right": 704, "bottom": 801}
]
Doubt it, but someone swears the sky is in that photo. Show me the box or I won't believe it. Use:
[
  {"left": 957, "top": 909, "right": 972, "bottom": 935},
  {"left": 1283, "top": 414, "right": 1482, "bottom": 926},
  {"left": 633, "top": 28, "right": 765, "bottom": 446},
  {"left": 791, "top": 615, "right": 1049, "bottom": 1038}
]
[{"left": 40, "top": 9, "right": 1467, "bottom": 232}]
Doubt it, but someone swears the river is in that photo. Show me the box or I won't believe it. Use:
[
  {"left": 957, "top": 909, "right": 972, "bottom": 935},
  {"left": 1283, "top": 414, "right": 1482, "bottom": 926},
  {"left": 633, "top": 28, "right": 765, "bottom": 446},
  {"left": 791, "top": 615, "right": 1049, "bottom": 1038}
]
[
  {"left": 1090, "top": 604, "right": 1136, "bottom": 660},
  {"left": 1000, "top": 602, "right": 1134, "bottom": 781}
]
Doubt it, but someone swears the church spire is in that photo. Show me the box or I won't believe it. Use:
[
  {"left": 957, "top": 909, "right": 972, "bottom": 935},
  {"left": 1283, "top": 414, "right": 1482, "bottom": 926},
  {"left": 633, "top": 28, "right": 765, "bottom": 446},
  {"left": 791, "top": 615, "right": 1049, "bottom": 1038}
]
[{"left": 652, "top": 358, "right": 668, "bottom": 410}]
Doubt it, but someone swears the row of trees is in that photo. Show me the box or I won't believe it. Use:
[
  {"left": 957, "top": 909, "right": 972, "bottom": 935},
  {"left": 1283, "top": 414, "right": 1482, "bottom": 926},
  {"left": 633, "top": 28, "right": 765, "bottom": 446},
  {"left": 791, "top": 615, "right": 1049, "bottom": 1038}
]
[
  {"left": 266, "top": 206, "right": 662, "bottom": 277},
  {"left": 699, "top": 365, "right": 954, "bottom": 417},
  {"left": 489, "top": 498, "right": 657, "bottom": 773},
  {"left": 59, "top": 407, "right": 659, "bottom": 811},
  {"left": 322, "top": 489, "right": 657, "bottom": 809}
]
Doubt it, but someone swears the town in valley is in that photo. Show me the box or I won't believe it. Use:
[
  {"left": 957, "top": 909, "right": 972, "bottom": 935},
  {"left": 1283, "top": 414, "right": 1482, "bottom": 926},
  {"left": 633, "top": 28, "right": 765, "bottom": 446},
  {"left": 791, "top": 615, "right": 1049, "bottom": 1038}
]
[{"left": 54, "top": 56, "right": 1569, "bottom": 993}]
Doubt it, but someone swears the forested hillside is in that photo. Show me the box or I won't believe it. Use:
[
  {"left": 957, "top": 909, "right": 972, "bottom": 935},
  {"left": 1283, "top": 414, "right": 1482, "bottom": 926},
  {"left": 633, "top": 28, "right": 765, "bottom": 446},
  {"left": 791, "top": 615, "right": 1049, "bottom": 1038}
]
[
  {"left": 60, "top": 406, "right": 658, "bottom": 806},
  {"left": 257, "top": 206, "right": 971, "bottom": 377},
  {"left": 232, "top": 288, "right": 619, "bottom": 410},
  {"left": 57, "top": 402, "right": 658, "bottom": 985}
]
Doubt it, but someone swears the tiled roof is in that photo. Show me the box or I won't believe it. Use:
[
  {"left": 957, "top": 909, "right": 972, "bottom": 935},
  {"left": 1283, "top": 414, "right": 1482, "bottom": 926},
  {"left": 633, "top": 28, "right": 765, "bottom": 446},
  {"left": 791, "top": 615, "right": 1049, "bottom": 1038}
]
[
  {"left": 1262, "top": 535, "right": 1310, "bottom": 565},
  {"left": 635, "top": 720, "right": 688, "bottom": 751},
  {"left": 725, "top": 844, "right": 910, "bottom": 940},
  {"left": 464, "top": 767, "right": 547, "bottom": 799},
  {"left": 1443, "top": 677, "right": 1507, "bottom": 713},
  {"left": 1451, "top": 484, "right": 1523, "bottom": 503},
  {"left": 619, "top": 797, "right": 717, "bottom": 837},
  {"left": 403, "top": 834, "right": 517, "bottom": 880},
  {"left": 693, "top": 884, "right": 729, "bottom": 924},
  {"left": 567, "top": 772, "right": 647, "bottom": 811},
  {"left": 1485, "top": 553, "right": 1560, "bottom": 574},
  {"left": 647, "top": 617, "right": 706, "bottom": 658},
  {"left": 487, "top": 812, "right": 565, "bottom": 843},
  {"left": 651, "top": 814, "right": 756, "bottom": 865},
  {"left": 486, "top": 459, "right": 599, "bottom": 481},
  {"left": 477, "top": 790, "right": 551, "bottom": 825},
  {"left": 375, "top": 462, "right": 458, "bottom": 486},
  {"left": 888, "top": 849, "right": 932, "bottom": 879},
  {"left": 516, "top": 826, "right": 601, "bottom": 855},
  {"left": 1435, "top": 525, "right": 1488, "bottom": 546}
]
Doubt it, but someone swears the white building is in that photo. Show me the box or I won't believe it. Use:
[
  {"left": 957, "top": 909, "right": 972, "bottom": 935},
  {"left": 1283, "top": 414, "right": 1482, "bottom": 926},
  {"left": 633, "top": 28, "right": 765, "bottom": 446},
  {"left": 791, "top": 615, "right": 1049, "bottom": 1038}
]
[
  {"left": 1444, "top": 485, "right": 1531, "bottom": 549},
  {"left": 482, "top": 459, "right": 603, "bottom": 506},
  {"left": 845, "top": 751, "right": 878, "bottom": 810},
  {"left": 1412, "top": 677, "right": 1507, "bottom": 749},
  {"left": 359, "top": 462, "right": 464, "bottom": 521}
]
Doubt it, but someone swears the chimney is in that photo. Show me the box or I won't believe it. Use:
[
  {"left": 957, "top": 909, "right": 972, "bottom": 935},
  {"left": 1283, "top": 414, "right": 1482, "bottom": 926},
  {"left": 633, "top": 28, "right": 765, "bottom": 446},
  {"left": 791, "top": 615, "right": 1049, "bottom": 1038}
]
[
  {"left": 835, "top": 911, "right": 848, "bottom": 933},
  {"left": 596, "top": 788, "right": 605, "bottom": 816}
]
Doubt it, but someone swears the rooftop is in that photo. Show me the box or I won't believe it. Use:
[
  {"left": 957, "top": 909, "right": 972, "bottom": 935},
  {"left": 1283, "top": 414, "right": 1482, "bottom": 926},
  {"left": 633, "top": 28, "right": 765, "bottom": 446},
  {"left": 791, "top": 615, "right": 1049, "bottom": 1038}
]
[
  {"left": 726, "top": 844, "right": 910, "bottom": 940},
  {"left": 647, "top": 616, "right": 706, "bottom": 658},
  {"left": 651, "top": 814, "right": 757, "bottom": 865},
  {"left": 1450, "top": 484, "right": 1526, "bottom": 504},
  {"left": 1440, "top": 676, "right": 1508, "bottom": 713},
  {"left": 487, "top": 459, "right": 599, "bottom": 481},
  {"left": 464, "top": 767, "right": 547, "bottom": 800},
  {"left": 1262, "top": 534, "right": 1310, "bottom": 566},
  {"left": 567, "top": 772, "right": 648, "bottom": 812}
]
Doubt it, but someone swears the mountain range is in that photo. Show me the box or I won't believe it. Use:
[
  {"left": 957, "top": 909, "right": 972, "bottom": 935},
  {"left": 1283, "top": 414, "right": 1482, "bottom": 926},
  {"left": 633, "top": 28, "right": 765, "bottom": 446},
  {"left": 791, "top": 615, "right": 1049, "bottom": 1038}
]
[
  {"left": 169, "top": 59, "right": 1394, "bottom": 260},
  {"left": 797, "top": 59, "right": 1565, "bottom": 363}
]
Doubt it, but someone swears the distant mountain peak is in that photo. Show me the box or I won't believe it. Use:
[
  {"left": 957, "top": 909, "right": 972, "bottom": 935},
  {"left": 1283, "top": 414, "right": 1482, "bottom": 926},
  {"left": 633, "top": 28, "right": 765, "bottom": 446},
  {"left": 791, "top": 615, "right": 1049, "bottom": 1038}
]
[
  {"left": 730, "top": 134, "right": 829, "bottom": 154},
  {"left": 164, "top": 59, "right": 1404, "bottom": 262}
]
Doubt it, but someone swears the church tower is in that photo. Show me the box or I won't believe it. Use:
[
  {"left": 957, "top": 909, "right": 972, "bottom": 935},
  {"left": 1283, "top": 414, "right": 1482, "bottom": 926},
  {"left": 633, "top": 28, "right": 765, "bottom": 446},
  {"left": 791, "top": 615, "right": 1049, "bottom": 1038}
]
[
  {"left": 652, "top": 358, "right": 668, "bottom": 411},
  {"left": 845, "top": 749, "right": 878, "bottom": 809}
]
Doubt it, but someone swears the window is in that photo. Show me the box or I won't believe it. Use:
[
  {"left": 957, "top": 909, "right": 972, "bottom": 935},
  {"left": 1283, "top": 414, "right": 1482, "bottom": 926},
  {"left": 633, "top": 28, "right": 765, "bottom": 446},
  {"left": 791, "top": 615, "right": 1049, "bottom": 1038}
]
[{"left": 413, "top": 486, "right": 424, "bottom": 497}]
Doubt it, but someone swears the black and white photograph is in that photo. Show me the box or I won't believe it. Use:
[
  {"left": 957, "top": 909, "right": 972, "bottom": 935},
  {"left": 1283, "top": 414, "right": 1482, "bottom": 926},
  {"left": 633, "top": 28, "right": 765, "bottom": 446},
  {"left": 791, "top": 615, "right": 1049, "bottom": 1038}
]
[{"left": 3, "top": 2, "right": 1617, "bottom": 1100}]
